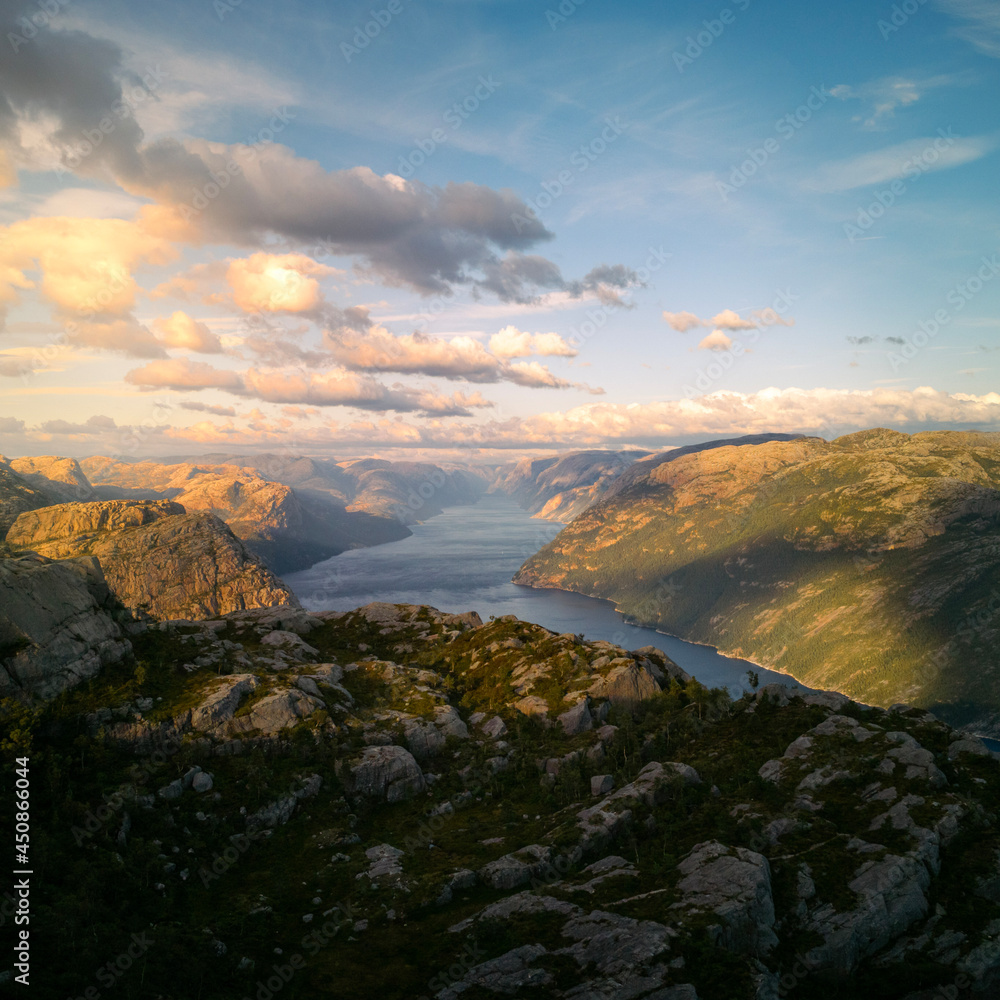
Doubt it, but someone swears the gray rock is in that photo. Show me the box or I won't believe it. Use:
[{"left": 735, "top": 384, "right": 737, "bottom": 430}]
[
  {"left": 341, "top": 745, "right": 426, "bottom": 803},
  {"left": 232, "top": 689, "right": 325, "bottom": 735},
  {"left": 190, "top": 674, "right": 260, "bottom": 733},
  {"left": 192, "top": 772, "right": 214, "bottom": 793},
  {"left": 481, "top": 715, "right": 507, "bottom": 738},
  {"left": 479, "top": 845, "right": 553, "bottom": 890},
  {"left": 0, "top": 554, "right": 132, "bottom": 700},
  {"left": 592, "top": 774, "right": 615, "bottom": 796},
  {"left": 672, "top": 840, "right": 778, "bottom": 956},
  {"left": 558, "top": 698, "right": 593, "bottom": 735}
]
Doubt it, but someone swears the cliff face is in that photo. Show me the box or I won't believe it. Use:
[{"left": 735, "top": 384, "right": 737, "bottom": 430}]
[
  {"left": 7, "top": 500, "right": 299, "bottom": 620},
  {"left": 514, "top": 430, "right": 1000, "bottom": 732},
  {"left": 0, "top": 553, "right": 131, "bottom": 699}
]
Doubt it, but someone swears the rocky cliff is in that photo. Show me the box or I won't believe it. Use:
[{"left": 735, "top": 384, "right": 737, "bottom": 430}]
[
  {"left": 0, "top": 552, "right": 131, "bottom": 699},
  {"left": 514, "top": 429, "right": 1000, "bottom": 733},
  {"left": 6, "top": 499, "right": 299, "bottom": 620},
  {"left": 5, "top": 598, "right": 1000, "bottom": 1000}
]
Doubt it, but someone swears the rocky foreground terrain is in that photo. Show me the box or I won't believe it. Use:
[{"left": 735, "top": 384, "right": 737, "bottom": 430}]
[
  {"left": 3, "top": 590, "right": 1000, "bottom": 999},
  {"left": 515, "top": 430, "right": 1000, "bottom": 735}
]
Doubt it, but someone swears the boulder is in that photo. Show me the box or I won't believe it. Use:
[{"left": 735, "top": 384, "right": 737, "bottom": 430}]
[
  {"left": 341, "top": 745, "right": 426, "bottom": 803},
  {"left": 232, "top": 689, "right": 325, "bottom": 735},
  {"left": 558, "top": 698, "right": 593, "bottom": 735},
  {"left": 672, "top": 841, "right": 777, "bottom": 956}
]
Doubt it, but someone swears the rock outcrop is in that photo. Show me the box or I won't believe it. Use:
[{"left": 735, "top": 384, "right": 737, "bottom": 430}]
[
  {"left": 7, "top": 500, "right": 298, "bottom": 620},
  {"left": 0, "top": 553, "right": 131, "bottom": 699}
]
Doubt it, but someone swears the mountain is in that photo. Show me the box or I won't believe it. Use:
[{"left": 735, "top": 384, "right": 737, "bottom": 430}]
[
  {"left": 0, "top": 462, "right": 54, "bottom": 536},
  {"left": 4, "top": 598, "right": 1000, "bottom": 999},
  {"left": 80, "top": 454, "right": 487, "bottom": 572},
  {"left": 2, "top": 454, "right": 98, "bottom": 503},
  {"left": 492, "top": 449, "right": 652, "bottom": 521},
  {"left": 6, "top": 499, "right": 298, "bottom": 620},
  {"left": 514, "top": 430, "right": 1000, "bottom": 734}
]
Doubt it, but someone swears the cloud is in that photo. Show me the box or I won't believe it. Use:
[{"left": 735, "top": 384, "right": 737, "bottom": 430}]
[
  {"left": 227, "top": 252, "right": 339, "bottom": 314},
  {"left": 0, "top": 16, "right": 641, "bottom": 313},
  {"left": 698, "top": 330, "right": 734, "bottom": 352},
  {"left": 506, "top": 361, "right": 602, "bottom": 393},
  {"left": 323, "top": 311, "right": 592, "bottom": 389},
  {"left": 662, "top": 311, "right": 703, "bottom": 332},
  {"left": 830, "top": 76, "right": 956, "bottom": 129},
  {"left": 123, "top": 357, "right": 494, "bottom": 416},
  {"left": 665, "top": 308, "right": 788, "bottom": 333},
  {"left": 0, "top": 417, "right": 25, "bottom": 434},
  {"left": 936, "top": 0, "right": 1000, "bottom": 57},
  {"left": 0, "top": 355, "right": 31, "bottom": 377},
  {"left": 152, "top": 311, "right": 223, "bottom": 353},
  {"left": 67, "top": 318, "right": 168, "bottom": 358},
  {"left": 179, "top": 401, "right": 236, "bottom": 417},
  {"left": 39, "top": 414, "right": 117, "bottom": 436},
  {"left": 848, "top": 336, "right": 875, "bottom": 345},
  {"left": 125, "top": 357, "right": 244, "bottom": 392},
  {"left": 488, "top": 325, "right": 577, "bottom": 358},
  {"left": 0, "top": 216, "right": 175, "bottom": 327},
  {"left": 710, "top": 309, "right": 758, "bottom": 331},
  {"left": 807, "top": 134, "right": 997, "bottom": 192}
]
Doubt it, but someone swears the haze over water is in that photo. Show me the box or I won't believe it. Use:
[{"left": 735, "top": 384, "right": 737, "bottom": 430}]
[{"left": 286, "top": 493, "right": 802, "bottom": 696}]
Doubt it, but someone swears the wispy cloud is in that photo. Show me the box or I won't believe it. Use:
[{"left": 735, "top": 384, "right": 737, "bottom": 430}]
[
  {"left": 830, "top": 75, "right": 959, "bottom": 130},
  {"left": 807, "top": 134, "right": 997, "bottom": 191},
  {"left": 936, "top": 0, "right": 1000, "bottom": 57}
]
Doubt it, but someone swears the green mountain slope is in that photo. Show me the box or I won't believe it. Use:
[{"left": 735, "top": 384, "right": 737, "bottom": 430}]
[{"left": 513, "top": 430, "right": 1000, "bottom": 732}]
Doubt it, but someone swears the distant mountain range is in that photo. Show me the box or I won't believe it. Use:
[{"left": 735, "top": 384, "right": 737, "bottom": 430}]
[
  {"left": 0, "top": 453, "right": 487, "bottom": 574},
  {"left": 515, "top": 429, "right": 1000, "bottom": 734}
]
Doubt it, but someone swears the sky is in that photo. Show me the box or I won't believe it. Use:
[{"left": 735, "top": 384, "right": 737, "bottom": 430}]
[{"left": 0, "top": 0, "right": 998, "bottom": 462}]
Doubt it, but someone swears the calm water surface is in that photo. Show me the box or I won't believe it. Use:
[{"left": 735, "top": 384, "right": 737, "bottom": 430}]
[{"left": 285, "top": 493, "right": 805, "bottom": 696}]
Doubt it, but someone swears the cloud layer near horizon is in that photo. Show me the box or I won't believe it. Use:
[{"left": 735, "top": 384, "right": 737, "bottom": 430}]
[{"left": 6, "top": 387, "right": 999, "bottom": 458}]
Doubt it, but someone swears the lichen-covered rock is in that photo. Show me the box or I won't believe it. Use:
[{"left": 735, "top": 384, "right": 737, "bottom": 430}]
[{"left": 189, "top": 675, "right": 260, "bottom": 734}]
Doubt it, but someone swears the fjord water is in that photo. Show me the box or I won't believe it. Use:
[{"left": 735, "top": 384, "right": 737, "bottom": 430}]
[{"left": 285, "top": 492, "right": 801, "bottom": 696}]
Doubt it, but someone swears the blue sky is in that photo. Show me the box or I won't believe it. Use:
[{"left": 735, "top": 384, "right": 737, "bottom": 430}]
[{"left": 0, "top": 0, "right": 998, "bottom": 459}]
